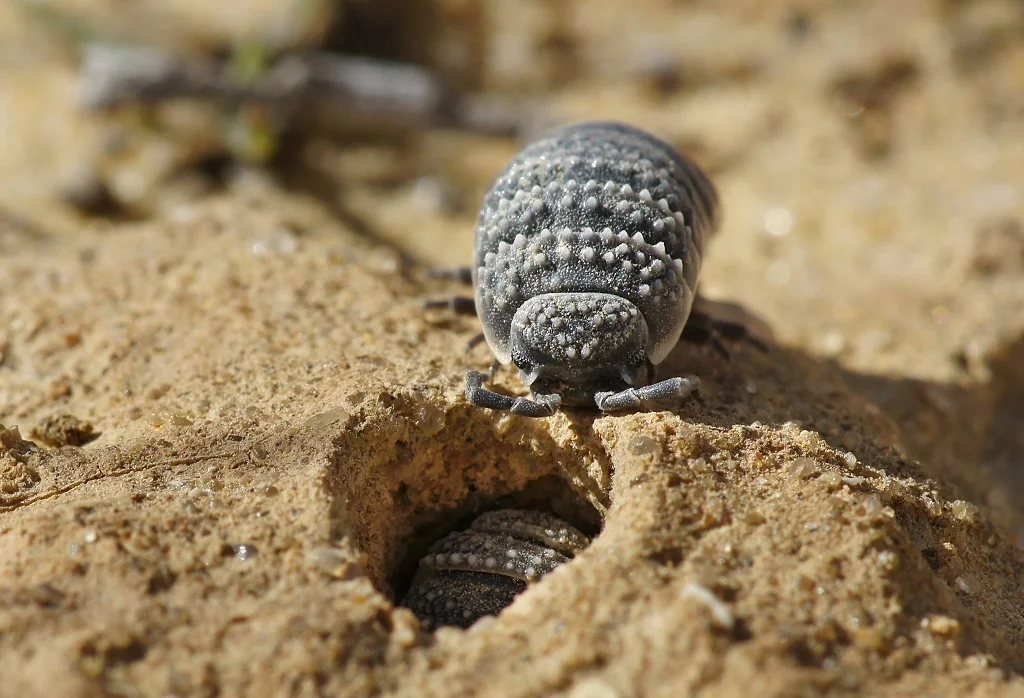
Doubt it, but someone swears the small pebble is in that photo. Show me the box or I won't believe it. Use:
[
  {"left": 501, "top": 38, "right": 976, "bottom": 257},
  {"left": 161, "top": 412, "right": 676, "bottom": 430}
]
[
  {"left": 415, "top": 403, "right": 446, "bottom": 436},
  {"left": 862, "top": 494, "right": 884, "bottom": 517},
  {"left": 954, "top": 575, "right": 975, "bottom": 594},
  {"left": 797, "top": 430, "right": 824, "bottom": 449},
  {"left": 788, "top": 457, "right": 819, "bottom": 480},
  {"left": 630, "top": 435, "right": 663, "bottom": 457},
  {"left": 303, "top": 407, "right": 351, "bottom": 430},
  {"left": 308, "top": 546, "right": 364, "bottom": 580},
  {"left": 680, "top": 581, "right": 734, "bottom": 630},
  {"left": 922, "top": 615, "right": 961, "bottom": 637},
  {"left": 689, "top": 457, "right": 712, "bottom": 473},
  {"left": 950, "top": 500, "right": 978, "bottom": 523},
  {"left": 821, "top": 471, "right": 843, "bottom": 490},
  {"left": 921, "top": 496, "right": 942, "bottom": 517}
]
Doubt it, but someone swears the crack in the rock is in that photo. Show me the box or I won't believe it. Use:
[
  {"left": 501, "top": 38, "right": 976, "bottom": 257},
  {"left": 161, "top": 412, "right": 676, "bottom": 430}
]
[{"left": 0, "top": 450, "right": 237, "bottom": 512}]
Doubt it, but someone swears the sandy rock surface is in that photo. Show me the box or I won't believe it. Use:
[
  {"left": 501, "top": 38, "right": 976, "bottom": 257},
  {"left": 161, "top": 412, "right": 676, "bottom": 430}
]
[{"left": 1, "top": 1, "right": 1023, "bottom": 696}]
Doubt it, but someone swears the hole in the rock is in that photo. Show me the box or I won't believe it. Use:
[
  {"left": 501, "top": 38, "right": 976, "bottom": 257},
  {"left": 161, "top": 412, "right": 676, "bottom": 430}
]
[{"left": 390, "top": 475, "right": 601, "bottom": 630}]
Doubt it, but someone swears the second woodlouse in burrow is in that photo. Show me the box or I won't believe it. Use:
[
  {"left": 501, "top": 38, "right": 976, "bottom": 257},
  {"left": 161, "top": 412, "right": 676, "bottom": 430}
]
[{"left": 401, "top": 508, "right": 590, "bottom": 629}]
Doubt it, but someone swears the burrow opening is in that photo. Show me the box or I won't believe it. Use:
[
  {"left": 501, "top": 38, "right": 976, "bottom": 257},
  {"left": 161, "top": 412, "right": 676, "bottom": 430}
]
[{"left": 389, "top": 473, "right": 602, "bottom": 629}]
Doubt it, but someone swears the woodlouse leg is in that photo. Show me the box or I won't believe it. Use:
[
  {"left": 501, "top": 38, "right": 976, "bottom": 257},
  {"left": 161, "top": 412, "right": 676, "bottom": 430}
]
[
  {"left": 424, "top": 296, "right": 477, "bottom": 315},
  {"left": 594, "top": 376, "right": 700, "bottom": 412},
  {"left": 679, "top": 320, "right": 730, "bottom": 359},
  {"left": 465, "top": 371, "right": 561, "bottom": 417},
  {"left": 464, "top": 332, "right": 487, "bottom": 353},
  {"left": 426, "top": 282, "right": 484, "bottom": 353},
  {"left": 427, "top": 267, "right": 473, "bottom": 285},
  {"left": 682, "top": 309, "right": 770, "bottom": 356}
]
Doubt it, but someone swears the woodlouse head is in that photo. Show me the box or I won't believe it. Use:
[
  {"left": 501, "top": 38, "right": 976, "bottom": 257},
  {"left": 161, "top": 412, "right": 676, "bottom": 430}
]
[{"left": 509, "top": 292, "right": 652, "bottom": 405}]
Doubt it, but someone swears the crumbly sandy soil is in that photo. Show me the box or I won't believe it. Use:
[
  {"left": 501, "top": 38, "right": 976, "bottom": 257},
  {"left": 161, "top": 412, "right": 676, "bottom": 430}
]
[{"left": 1, "top": 1, "right": 1024, "bottom": 697}]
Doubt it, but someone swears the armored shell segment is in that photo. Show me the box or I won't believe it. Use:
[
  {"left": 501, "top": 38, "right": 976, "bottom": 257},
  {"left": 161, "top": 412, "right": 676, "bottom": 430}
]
[
  {"left": 468, "top": 509, "right": 590, "bottom": 555},
  {"left": 401, "top": 570, "right": 525, "bottom": 629},
  {"left": 473, "top": 121, "right": 719, "bottom": 368},
  {"left": 402, "top": 509, "right": 591, "bottom": 629}
]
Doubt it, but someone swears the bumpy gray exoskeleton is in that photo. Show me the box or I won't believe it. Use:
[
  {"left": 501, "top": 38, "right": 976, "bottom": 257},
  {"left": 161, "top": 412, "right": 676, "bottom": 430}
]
[
  {"left": 401, "top": 509, "right": 590, "bottom": 629},
  {"left": 465, "top": 121, "right": 720, "bottom": 417}
]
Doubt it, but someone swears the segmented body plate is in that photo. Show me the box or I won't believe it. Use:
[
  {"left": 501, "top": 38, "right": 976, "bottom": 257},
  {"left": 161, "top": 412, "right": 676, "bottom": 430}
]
[
  {"left": 402, "top": 509, "right": 590, "bottom": 629},
  {"left": 473, "top": 121, "right": 719, "bottom": 365}
]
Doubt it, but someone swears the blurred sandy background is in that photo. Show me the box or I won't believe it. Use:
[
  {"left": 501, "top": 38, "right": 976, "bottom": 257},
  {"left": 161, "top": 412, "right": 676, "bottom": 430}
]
[{"left": 1, "top": 1, "right": 1023, "bottom": 696}]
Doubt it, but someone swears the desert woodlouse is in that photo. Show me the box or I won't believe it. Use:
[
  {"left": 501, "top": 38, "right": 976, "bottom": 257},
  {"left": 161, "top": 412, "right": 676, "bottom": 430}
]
[
  {"left": 401, "top": 509, "right": 590, "bottom": 629},
  {"left": 434, "top": 121, "right": 738, "bottom": 417}
]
